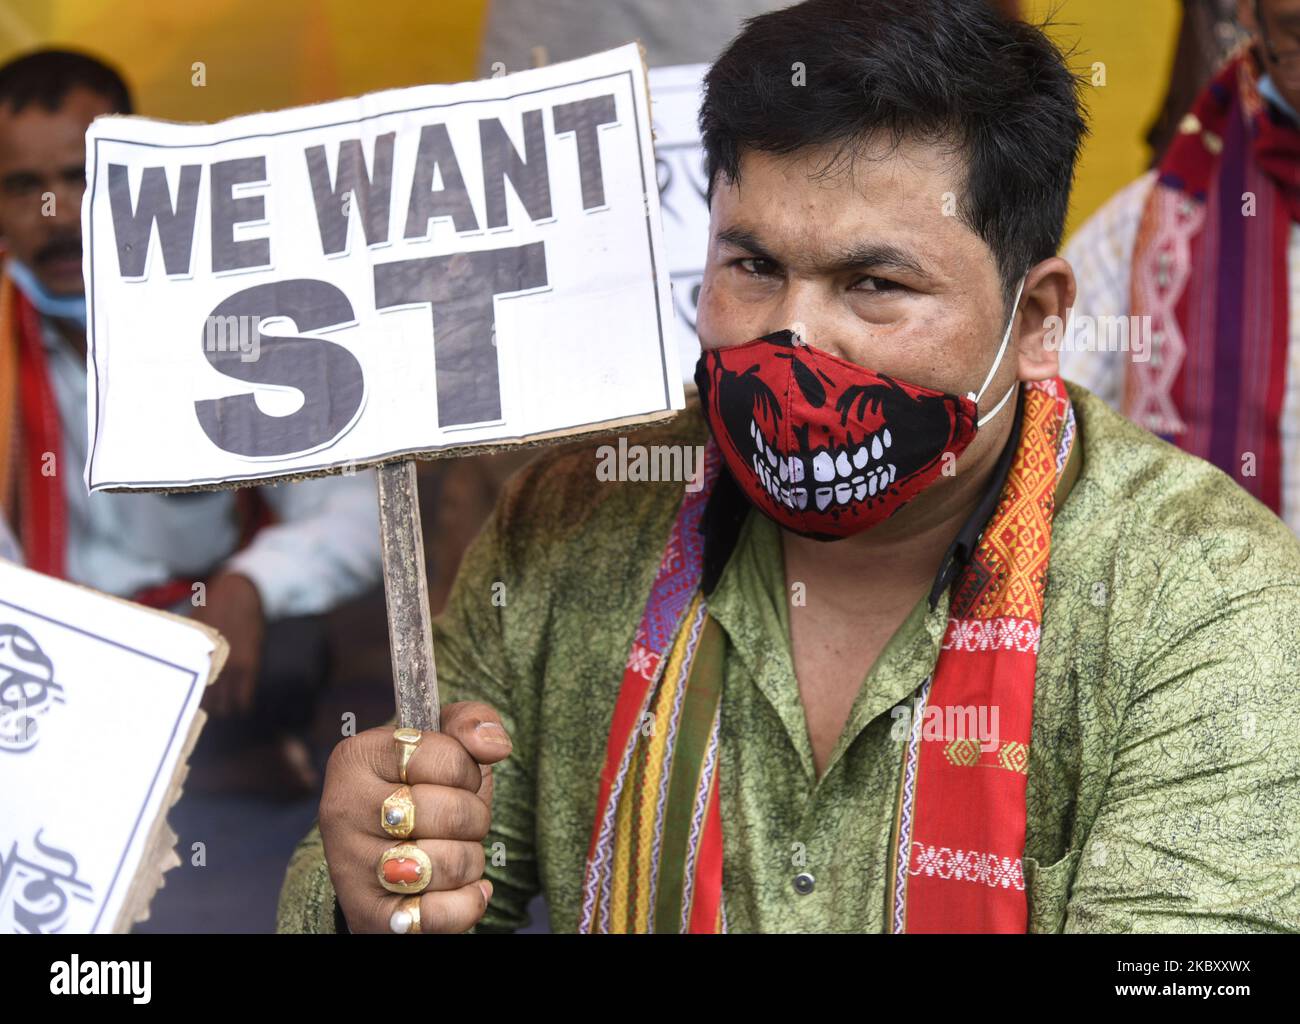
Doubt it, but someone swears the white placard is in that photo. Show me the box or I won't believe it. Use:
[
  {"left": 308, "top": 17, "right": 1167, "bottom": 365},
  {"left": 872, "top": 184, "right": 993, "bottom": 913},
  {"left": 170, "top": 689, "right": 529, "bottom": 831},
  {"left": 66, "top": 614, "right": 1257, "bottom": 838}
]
[
  {"left": 0, "top": 561, "right": 220, "bottom": 933},
  {"left": 649, "top": 64, "right": 710, "bottom": 389},
  {"left": 83, "top": 44, "right": 683, "bottom": 492}
]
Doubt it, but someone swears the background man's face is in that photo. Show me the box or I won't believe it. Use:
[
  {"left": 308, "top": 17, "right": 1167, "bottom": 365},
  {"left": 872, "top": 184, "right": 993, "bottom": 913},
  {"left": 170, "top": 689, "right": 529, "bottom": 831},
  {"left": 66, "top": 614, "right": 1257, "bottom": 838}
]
[
  {"left": 1245, "top": 0, "right": 1300, "bottom": 112},
  {"left": 0, "top": 85, "right": 113, "bottom": 296},
  {"left": 695, "top": 136, "right": 1022, "bottom": 526}
]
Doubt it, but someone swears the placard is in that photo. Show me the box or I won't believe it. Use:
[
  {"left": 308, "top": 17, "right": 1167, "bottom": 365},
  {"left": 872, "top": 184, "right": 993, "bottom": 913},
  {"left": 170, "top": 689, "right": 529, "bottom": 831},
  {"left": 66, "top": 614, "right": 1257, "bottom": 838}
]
[
  {"left": 649, "top": 64, "right": 710, "bottom": 389},
  {"left": 83, "top": 44, "right": 682, "bottom": 492},
  {"left": 0, "top": 561, "right": 225, "bottom": 932}
]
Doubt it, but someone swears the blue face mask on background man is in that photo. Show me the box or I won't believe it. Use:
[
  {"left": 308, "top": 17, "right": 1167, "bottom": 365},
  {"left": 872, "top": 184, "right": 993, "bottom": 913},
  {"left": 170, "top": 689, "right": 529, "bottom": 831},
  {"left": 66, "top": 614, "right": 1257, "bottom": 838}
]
[
  {"left": 1260, "top": 73, "right": 1300, "bottom": 127},
  {"left": 4, "top": 257, "right": 87, "bottom": 329}
]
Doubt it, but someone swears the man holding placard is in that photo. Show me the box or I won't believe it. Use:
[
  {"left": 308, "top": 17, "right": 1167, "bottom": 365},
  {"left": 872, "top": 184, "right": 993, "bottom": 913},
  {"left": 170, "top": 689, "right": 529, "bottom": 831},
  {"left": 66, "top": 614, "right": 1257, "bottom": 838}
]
[
  {"left": 280, "top": 0, "right": 1300, "bottom": 934},
  {"left": 0, "top": 50, "right": 384, "bottom": 792},
  {"left": 108, "top": 0, "right": 1284, "bottom": 932}
]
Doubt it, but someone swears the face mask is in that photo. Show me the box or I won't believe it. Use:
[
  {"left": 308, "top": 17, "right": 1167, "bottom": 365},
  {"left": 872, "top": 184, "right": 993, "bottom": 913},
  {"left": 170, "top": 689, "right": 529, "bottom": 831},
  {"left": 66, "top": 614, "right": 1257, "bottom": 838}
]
[
  {"left": 1260, "top": 73, "right": 1300, "bottom": 127},
  {"left": 695, "top": 278, "right": 1025, "bottom": 540},
  {"left": 4, "top": 257, "right": 87, "bottom": 328}
]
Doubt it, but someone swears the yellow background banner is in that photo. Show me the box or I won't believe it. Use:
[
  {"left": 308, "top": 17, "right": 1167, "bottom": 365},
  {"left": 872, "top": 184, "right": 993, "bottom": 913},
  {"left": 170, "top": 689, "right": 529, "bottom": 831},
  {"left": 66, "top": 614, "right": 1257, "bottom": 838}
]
[{"left": 0, "top": 0, "right": 1181, "bottom": 238}]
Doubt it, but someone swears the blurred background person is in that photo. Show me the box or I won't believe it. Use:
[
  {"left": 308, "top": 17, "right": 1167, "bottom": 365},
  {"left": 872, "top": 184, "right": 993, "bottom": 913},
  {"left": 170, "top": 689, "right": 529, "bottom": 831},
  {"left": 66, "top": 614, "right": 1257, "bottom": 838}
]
[
  {"left": 1147, "top": 0, "right": 1249, "bottom": 161},
  {"left": 1061, "top": 1, "right": 1300, "bottom": 530},
  {"left": 0, "top": 49, "right": 383, "bottom": 796}
]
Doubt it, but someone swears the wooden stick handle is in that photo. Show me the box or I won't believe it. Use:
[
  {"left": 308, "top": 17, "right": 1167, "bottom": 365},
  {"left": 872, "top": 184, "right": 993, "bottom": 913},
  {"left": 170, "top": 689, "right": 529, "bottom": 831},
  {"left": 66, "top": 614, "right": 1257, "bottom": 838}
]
[{"left": 376, "top": 459, "right": 439, "bottom": 731}]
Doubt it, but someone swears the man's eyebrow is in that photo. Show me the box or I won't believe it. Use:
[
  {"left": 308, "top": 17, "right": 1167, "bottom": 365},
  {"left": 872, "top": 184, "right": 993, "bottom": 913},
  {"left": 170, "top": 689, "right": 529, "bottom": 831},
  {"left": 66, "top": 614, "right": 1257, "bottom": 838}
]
[
  {"left": 823, "top": 241, "right": 930, "bottom": 278},
  {"left": 717, "top": 226, "right": 934, "bottom": 280},
  {"left": 716, "top": 227, "right": 776, "bottom": 260}
]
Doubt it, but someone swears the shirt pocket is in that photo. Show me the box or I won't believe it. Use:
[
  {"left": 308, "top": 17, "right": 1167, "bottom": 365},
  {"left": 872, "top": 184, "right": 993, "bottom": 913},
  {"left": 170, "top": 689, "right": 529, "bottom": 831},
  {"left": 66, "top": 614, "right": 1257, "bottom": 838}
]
[{"left": 1023, "top": 849, "right": 1082, "bottom": 934}]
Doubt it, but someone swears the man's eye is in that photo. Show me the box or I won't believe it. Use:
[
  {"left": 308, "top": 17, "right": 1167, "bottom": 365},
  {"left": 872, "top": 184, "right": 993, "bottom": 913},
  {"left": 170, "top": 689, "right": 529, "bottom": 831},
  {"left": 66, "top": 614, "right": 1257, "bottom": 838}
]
[
  {"left": 736, "top": 257, "right": 777, "bottom": 277},
  {"left": 852, "top": 275, "right": 906, "bottom": 293}
]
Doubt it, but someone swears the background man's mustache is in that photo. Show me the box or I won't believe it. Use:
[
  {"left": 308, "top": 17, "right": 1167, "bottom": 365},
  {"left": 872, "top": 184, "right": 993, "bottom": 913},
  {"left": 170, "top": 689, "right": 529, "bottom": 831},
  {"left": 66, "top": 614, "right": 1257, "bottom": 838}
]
[{"left": 34, "top": 236, "right": 82, "bottom": 265}]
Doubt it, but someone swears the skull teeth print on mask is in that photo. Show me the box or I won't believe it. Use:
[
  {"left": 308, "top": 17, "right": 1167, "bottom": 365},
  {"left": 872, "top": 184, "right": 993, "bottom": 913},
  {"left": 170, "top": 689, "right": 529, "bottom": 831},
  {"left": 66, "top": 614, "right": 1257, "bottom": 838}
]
[
  {"left": 747, "top": 413, "right": 897, "bottom": 513},
  {"left": 695, "top": 279, "right": 1024, "bottom": 541}
]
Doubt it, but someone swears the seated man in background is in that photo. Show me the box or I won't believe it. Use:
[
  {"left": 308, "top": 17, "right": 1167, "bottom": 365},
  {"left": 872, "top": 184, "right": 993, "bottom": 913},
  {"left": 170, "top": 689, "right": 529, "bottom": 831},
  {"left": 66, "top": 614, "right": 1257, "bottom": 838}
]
[
  {"left": 1061, "top": 0, "right": 1300, "bottom": 532},
  {"left": 0, "top": 49, "right": 383, "bottom": 795}
]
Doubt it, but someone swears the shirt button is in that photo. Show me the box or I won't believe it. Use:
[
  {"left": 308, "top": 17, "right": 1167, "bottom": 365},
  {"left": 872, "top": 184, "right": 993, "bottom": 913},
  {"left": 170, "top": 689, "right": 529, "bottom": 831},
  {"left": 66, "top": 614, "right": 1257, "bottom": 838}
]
[{"left": 793, "top": 872, "right": 815, "bottom": 895}]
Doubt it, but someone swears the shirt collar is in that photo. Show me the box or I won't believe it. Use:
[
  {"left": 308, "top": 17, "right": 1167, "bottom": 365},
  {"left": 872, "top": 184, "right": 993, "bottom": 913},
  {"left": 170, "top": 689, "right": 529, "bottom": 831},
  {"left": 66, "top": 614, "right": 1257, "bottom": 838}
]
[
  {"left": 926, "top": 383, "right": 1024, "bottom": 610},
  {"left": 699, "top": 383, "right": 1026, "bottom": 607}
]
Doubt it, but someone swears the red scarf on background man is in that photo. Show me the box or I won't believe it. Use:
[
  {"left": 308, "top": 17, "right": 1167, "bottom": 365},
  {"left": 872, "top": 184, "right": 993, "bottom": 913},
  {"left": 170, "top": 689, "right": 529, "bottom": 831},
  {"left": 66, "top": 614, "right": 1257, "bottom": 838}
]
[
  {"left": 0, "top": 271, "right": 271, "bottom": 603},
  {"left": 1127, "top": 49, "right": 1300, "bottom": 512},
  {"left": 0, "top": 274, "right": 66, "bottom": 577}
]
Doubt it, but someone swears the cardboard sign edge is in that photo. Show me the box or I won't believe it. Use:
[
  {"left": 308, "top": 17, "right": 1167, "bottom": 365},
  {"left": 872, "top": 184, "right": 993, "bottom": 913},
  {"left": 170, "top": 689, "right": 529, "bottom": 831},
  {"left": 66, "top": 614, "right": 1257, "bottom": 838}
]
[{"left": 90, "top": 406, "right": 684, "bottom": 494}]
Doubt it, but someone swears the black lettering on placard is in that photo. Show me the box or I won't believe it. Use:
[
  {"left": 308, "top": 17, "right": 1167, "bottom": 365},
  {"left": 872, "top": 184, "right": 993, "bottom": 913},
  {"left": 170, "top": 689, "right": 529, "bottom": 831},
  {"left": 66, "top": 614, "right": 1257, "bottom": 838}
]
[
  {"left": 404, "top": 124, "right": 479, "bottom": 237},
  {"left": 479, "top": 111, "right": 552, "bottom": 228},
  {"left": 552, "top": 95, "right": 617, "bottom": 210},
  {"left": 210, "top": 157, "right": 271, "bottom": 272},
  {"left": 305, "top": 133, "right": 395, "bottom": 254},
  {"left": 194, "top": 280, "right": 362, "bottom": 457},
  {"left": 0, "top": 623, "right": 62, "bottom": 754},
  {"left": 107, "top": 164, "right": 202, "bottom": 278},
  {"left": 374, "top": 243, "right": 548, "bottom": 426}
]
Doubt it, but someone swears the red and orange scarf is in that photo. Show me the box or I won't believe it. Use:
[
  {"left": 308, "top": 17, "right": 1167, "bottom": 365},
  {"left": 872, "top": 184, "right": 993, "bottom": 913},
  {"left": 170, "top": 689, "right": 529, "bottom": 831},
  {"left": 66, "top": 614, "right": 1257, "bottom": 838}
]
[
  {"left": 1127, "top": 50, "right": 1300, "bottom": 512},
  {"left": 580, "top": 377, "right": 1077, "bottom": 933}
]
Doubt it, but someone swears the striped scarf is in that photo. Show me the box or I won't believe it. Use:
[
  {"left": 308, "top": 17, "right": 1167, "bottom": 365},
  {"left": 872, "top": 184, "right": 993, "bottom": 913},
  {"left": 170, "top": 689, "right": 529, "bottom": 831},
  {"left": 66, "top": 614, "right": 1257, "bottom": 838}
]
[
  {"left": 1126, "top": 49, "right": 1300, "bottom": 513},
  {"left": 580, "top": 377, "right": 1077, "bottom": 933}
]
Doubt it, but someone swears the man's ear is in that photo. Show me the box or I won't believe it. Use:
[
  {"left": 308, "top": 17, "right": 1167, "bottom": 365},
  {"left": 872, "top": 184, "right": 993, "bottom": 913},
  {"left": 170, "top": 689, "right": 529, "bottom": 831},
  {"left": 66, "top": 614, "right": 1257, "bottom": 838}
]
[{"left": 1014, "top": 256, "right": 1074, "bottom": 381}]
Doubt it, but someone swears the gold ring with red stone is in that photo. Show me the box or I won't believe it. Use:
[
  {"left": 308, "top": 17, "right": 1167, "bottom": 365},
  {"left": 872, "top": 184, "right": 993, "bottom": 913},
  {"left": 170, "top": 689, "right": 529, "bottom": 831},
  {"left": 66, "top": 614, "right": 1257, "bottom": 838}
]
[
  {"left": 381, "top": 785, "right": 415, "bottom": 839},
  {"left": 389, "top": 895, "right": 422, "bottom": 934},
  {"left": 393, "top": 728, "right": 422, "bottom": 785},
  {"left": 377, "top": 843, "right": 432, "bottom": 895}
]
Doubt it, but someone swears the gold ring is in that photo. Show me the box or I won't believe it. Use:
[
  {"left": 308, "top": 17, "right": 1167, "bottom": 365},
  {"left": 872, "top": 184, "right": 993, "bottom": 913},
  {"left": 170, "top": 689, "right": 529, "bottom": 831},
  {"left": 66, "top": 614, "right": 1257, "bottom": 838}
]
[
  {"left": 389, "top": 895, "right": 422, "bottom": 934},
  {"left": 377, "top": 843, "right": 433, "bottom": 895},
  {"left": 382, "top": 785, "right": 415, "bottom": 839},
  {"left": 393, "top": 728, "right": 422, "bottom": 784}
]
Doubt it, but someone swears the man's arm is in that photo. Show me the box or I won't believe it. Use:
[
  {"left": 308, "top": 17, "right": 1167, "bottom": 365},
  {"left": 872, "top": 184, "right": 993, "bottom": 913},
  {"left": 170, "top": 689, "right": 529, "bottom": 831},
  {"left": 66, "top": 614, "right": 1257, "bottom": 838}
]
[
  {"left": 277, "top": 460, "right": 544, "bottom": 934},
  {"left": 425, "top": 471, "right": 544, "bottom": 933},
  {"left": 277, "top": 819, "right": 342, "bottom": 933},
  {"left": 224, "top": 470, "right": 382, "bottom": 621},
  {"left": 1065, "top": 549, "right": 1300, "bottom": 932}
]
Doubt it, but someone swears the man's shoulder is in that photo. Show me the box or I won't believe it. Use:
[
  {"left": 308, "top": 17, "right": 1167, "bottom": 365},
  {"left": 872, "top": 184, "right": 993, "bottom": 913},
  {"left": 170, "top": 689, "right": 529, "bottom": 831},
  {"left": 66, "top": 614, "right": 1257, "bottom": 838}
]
[
  {"left": 511, "top": 396, "right": 707, "bottom": 492},
  {"left": 490, "top": 397, "right": 710, "bottom": 558},
  {"left": 1063, "top": 380, "right": 1300, "bottom": 585}
]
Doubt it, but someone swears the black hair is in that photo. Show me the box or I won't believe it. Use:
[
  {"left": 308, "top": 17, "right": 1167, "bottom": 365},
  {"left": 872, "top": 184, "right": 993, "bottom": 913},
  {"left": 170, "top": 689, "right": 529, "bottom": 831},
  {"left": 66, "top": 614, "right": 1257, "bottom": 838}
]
[
  {"left": 699, "top": 0, "right": 1088, "bottom": 310},
  {"left": 0, "top": 48, "right": 132, "bottom": 116}
]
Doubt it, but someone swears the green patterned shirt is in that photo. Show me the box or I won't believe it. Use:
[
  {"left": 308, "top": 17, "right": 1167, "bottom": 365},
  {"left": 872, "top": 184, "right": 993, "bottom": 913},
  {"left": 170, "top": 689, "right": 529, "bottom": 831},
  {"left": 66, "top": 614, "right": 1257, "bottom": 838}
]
[{"left": 277, "top": 382, "right": 1300, "bottom": 933}]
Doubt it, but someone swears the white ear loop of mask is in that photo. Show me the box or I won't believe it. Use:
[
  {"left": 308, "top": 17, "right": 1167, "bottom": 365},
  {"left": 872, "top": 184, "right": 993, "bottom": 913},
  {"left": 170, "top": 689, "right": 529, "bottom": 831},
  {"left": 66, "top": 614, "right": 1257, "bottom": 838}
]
[{"left": 967, "top": 275, "right": 1027, "bottom": 428}]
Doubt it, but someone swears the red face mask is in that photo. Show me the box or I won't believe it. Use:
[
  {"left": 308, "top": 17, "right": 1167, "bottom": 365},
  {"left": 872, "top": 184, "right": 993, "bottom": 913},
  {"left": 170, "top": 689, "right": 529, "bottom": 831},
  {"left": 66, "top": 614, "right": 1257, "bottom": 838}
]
[{"left": 695, "top": 332, "right": 984, "bottom": 540}]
